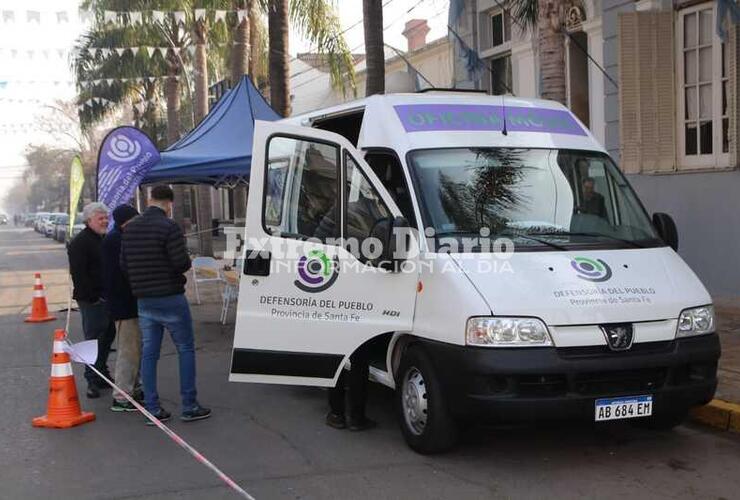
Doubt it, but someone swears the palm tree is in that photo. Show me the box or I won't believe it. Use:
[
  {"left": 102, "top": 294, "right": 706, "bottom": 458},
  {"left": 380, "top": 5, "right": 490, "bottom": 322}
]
[
  {"left": 363, "top": 0, "right": 385, "bottom": 96},
  {"left": 231, "top": 0, "right": 252, "bottom": 83},
  {"left": 74, "top": 12, "right": 168, "bottom": 144},
  {"left": 190, "top": 3, "right": 232, "bottom": 255},
  {"left": 264, "top": 0, "right": 356, "bottom": 116},
  {"left": 76, "top": 1, "right": 191, "bottom": 224},
  {"left": 268, "top": 0, "right": 290, "bottom": 115},
  {"left": 511, "top": 0, "right": 567, "bottom": 104},
  {"left": 193, "top": 8, "right": 213, "bottom": 256}
]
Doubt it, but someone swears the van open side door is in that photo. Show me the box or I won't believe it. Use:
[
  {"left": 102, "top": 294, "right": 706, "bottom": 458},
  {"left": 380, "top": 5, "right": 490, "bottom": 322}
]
[{"left": 229, "top": 121, "right": 419, "bottom": 387}]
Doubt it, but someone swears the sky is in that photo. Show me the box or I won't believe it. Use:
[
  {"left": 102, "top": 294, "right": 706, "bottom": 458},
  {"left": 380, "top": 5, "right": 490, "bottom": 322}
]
[{"left": 0, "top": 0, "right": 450, "bottom": 214}]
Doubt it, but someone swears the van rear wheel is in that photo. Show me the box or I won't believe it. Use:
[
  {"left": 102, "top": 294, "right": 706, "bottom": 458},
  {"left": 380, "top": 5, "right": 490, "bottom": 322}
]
[{"left": 396, "top": 346, "right": 458, "bottom": 454}]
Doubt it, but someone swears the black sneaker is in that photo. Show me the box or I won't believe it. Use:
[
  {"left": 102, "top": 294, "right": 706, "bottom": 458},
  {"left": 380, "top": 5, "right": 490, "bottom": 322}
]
[
  {"left": 348, "top": 417, "right": 377, "bottom": 432},
  {"left": 94, "top": 378, "right": 112, "bottom": 390},
  {"left": 110, "top": 399, "right": 138, "bottom": 412},
  {"left": 86, "top": 384, "right": 100, "bottom": 399},
  {"left": 132, "top": 387, "right": 144, "bottom": 403},
  {"left": 325, "top": 411, "right": 346, "bottom": 429},
  {"left": 145, "top": 408, "right": 171, "bottom": 426},
  {"left": 181, "top": 405, "right": 212, "bottom": 422}
]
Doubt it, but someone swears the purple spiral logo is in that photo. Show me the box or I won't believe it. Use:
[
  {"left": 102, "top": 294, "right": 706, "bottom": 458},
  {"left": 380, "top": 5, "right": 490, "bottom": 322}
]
[
  {"left": 106, "top": 134, "right": 141, "bottom": 162},
  {"left": 571, "top": 256, "right": 612, "bottom": 282},
  {"left": 294, "top": 250, "right": 339, "bottom": 293}
]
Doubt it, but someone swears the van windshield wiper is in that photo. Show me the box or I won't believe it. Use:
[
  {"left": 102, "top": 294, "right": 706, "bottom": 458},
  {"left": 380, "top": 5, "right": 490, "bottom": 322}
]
[
  {"left": 434, "top": 230, "right": 568, "bottom": 251},
  {"left": 497, "top": 231, "right": 568, "bottom": 251},
  {"left": 528, "top": 231, "right": 645, "bottom": 248}
]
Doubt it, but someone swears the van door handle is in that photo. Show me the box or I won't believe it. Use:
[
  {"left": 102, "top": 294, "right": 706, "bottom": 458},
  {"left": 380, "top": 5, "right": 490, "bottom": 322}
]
[{"left": 244, "top": 250, "right": 271, "bottom": 276}]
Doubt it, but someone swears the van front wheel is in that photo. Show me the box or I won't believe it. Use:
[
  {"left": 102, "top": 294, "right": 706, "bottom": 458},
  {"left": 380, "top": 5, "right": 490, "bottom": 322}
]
[{"left": 396, "top": 346, "right": 458, "bottom": 454}]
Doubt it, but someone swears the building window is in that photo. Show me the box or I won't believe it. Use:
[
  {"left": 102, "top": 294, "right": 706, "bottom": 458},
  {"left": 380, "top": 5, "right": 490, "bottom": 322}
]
[
  {"left": 677, "top": 3, "right": 729, "bottom": 169},
  {"left": 490, "top": 54, "right": 512, "bottom": 95},
  {"left": 491, "top": 9, "right": 511, "bottom": 48}
]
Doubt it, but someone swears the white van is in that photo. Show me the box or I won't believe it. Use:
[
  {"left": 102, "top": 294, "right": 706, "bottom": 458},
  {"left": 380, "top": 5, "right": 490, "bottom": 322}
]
[{"left": 230, "top": 92, "right": 720, "bottom": 453}]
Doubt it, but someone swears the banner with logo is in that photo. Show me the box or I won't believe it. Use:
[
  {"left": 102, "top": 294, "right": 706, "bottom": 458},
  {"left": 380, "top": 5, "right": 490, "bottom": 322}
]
[
  {"left": 69, "top": 156, "right": 84, "bottom": 237},
  {"left": 96, "top": 126, "right": 159, "bottom": 209}
]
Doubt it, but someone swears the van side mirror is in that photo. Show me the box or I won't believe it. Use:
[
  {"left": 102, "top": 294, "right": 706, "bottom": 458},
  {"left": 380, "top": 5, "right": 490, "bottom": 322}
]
[
  {"left": 369, "top": 216, "right": 411, "bottom": 271},
  {"left": 652, "top": 212, "right": 678, "bottom": 251}
]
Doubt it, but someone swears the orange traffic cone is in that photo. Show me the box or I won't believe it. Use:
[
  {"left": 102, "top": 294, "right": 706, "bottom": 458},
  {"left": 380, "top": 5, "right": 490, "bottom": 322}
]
[
  {"left": 32, "top": 329, "right": 95, "bottom": 429},
  {"left": 25, "top": 273, "right": 56, "bottom": 323}
]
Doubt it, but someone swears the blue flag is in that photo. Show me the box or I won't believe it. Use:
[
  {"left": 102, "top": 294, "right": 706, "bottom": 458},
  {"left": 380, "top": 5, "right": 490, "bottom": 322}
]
[{"left": 96, "top": 126, "right": 160, "bottom": 208}]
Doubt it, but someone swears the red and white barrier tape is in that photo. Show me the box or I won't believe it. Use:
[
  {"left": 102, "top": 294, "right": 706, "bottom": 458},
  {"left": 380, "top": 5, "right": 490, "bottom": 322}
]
[{"left": 64, "top": 338, "right": 255, "bottom": 499}]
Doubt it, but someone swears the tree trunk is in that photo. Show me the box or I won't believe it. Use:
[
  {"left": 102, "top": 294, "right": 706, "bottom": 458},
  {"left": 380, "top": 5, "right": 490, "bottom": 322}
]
[
  {"left": 537, "top": 0, "right": 566, "bottom": 104},
  {"left": 165, "top": 49, "right": 186, "bottom": 227},
  {"left": 231, "top": 1, "right": 251, "bottom": 85},
  {"left": 231, "top": 2, "right": 252, "bottom": 222},
  {"left": 363, "top": 0, "right": 385, "bottom": 96},
  {"left": 268, "top": 0, "right": 290, "bottom": 116},
  {"left": 248, "top": 2, "right": 259, "bottom": 78},
  {"left": 194, "top": 19, "right": 214, "bottom": 257},
  {"left": 142, "top": 83, "right": 158, "bottom": 146}
]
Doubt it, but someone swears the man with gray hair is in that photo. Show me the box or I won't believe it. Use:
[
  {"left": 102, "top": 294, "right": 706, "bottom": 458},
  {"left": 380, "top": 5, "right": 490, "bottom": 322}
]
[{"left": 68, "top": 201, "right": 116, "bottom": 398}]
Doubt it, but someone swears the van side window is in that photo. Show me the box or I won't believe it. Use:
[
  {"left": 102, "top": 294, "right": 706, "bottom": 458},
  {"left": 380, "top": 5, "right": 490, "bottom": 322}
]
[
  {"left": 364, "top": 152, "right": 417, "bottom": 228},
  {"left": 344, "top": 153, "right": 391, "bottom": 258},
  {"left": 264, "top": 136, "right": 340, "bottom": 242}
]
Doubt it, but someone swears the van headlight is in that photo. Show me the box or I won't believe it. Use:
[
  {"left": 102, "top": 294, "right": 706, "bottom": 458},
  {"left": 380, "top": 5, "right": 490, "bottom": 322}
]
[
  {"left": 676, "top": 305, "right": 715, "bottom": 337},
  {"left": 466, "top": 317, "right": 553, "bottom": 347}
]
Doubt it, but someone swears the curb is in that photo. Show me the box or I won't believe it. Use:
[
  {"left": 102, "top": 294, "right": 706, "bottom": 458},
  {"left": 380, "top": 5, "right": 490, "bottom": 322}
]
[{"left": 690, "top": 399, "right": 740, "bottom": 433}]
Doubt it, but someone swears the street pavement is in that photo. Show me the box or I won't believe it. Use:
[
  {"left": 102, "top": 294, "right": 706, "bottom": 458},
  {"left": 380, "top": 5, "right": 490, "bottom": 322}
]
[{"left": 1, "top": 225, "right": 740, "bottom": 500}]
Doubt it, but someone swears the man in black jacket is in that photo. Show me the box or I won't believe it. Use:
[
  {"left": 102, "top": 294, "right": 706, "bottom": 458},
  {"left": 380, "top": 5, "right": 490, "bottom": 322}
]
[
  {"left": 121, "top": 186, "right": 210, "bottom": 424},
  {"left": 103, "top": 205, "right": 142, "bottom": 412},
  {"left": 68, "top": 202, "right": 116, "bottom": 398}
]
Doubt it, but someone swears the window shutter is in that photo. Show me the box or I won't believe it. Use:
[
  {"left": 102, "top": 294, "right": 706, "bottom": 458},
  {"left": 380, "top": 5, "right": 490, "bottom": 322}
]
[
  {"left": 479, "top": 11, "right": 491, "bottom": 51},
  {"left": 618, "top": 13, "right": 642, "bottom": 173},
  {"left": 730, "top": 25, "right": 739, "bottom": 168},
  {"left": 618, "top": 11, "right": 676, "bottom": 174}
]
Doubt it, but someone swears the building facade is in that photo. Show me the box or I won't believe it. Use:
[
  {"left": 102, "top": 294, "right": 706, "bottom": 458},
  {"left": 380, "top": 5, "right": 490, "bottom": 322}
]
[
  {"left": 451, "top": 0, "right": 740, "bottom": 299},
  {"left": 291, "top": 19, "right": 453, "bottom": 116}
]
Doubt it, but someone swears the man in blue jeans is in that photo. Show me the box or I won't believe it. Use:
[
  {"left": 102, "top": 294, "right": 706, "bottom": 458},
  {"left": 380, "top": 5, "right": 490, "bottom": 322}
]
[{"left": 121, "top": 185, "right": 211, "bottom": 424}]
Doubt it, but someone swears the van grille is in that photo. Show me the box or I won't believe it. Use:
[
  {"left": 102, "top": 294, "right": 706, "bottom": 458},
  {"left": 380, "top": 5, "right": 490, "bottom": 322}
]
[
  {"left": 479, "top": 364, "right": 712, "bottom": 398},
  {"left": 557, "top": 340, "right": 674, "bottom": 359},
  {"left": 573, "top": 368, "right": 667, "bottom": 396}
]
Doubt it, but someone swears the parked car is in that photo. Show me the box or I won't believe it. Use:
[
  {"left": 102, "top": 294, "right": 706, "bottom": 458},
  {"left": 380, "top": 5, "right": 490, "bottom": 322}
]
[
  {"left": 24, "top": 213, "right": 36, "bottom": 227},
  {"left": 34, "top": 213, "right": 51, "bottom": 232},
  {"left": 43, "top": 213, "right": 65, "bottom": 237},
  {"left": 54, "top": 213, "right": 84, "bottom": 243},
  {"left": 71, "top": 214, "right": 85, "bottom": 240},
  {"left": 53, "top": 214, "right": 69, "bottom": 242}
]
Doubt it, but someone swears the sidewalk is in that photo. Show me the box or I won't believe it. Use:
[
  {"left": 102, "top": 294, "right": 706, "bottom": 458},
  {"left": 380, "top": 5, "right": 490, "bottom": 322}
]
[
  {"left": 691, "top": 299, "right": 740, "bottom": 432},
  {"left": 715, "top": 300, "right": 740, "bottom": 404}
]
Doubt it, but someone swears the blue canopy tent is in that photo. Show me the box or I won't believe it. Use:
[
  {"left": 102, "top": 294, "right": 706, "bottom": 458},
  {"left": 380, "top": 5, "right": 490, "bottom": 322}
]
[{"left": 142, "top": 76, "right": 280, "bottom": 186}]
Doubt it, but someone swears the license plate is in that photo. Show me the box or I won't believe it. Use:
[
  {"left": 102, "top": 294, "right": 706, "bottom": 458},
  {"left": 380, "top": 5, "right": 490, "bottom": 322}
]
[{"left": 595, "top": 395, "right": 653, "bottom": 421}]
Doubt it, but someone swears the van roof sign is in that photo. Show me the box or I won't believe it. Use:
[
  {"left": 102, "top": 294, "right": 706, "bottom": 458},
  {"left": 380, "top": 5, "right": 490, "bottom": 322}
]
[{"left": 393, "top": 104, "right": 587, "bottom": 136}]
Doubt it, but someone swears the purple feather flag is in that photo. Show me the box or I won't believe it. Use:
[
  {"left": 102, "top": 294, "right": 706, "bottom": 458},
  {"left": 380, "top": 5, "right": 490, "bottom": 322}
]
[{"left": 96, "top": 126, "right": 160, "bottom": 209}]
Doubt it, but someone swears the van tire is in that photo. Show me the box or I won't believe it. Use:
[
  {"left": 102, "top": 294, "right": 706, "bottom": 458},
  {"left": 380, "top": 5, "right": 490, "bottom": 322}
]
[{"left": 396, "top": 346, "right": 458, "bottom": 454}]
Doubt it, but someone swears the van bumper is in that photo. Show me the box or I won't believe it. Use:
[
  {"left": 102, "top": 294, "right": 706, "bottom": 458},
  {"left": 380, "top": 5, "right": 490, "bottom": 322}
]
[{"left": 420, "top": 334, "right": 720, "bottom": 422}]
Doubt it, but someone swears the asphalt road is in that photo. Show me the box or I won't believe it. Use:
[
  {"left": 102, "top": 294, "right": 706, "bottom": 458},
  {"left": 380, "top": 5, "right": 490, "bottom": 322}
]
[{"left": 1, "top": 225, "right": 739, "bottom": 500}]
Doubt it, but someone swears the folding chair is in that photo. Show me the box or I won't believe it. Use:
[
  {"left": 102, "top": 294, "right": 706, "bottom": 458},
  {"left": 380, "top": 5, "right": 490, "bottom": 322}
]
[
  {"left": 220, "top": 271, "right": 240, "bottom": 325},
  {"left": 191, "top": 256, "right": 223, "bottom": 305}
]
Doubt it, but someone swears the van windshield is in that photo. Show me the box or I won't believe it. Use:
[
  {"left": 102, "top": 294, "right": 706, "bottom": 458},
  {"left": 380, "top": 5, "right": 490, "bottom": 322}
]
[{"left": 408, "top": 148, "right": 661, "bottom": 249}]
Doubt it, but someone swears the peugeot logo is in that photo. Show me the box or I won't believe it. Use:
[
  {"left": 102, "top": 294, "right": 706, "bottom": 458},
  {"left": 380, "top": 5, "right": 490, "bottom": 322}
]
[{"left": 600, "top": 323, "right": 634, "bottom": 351}]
